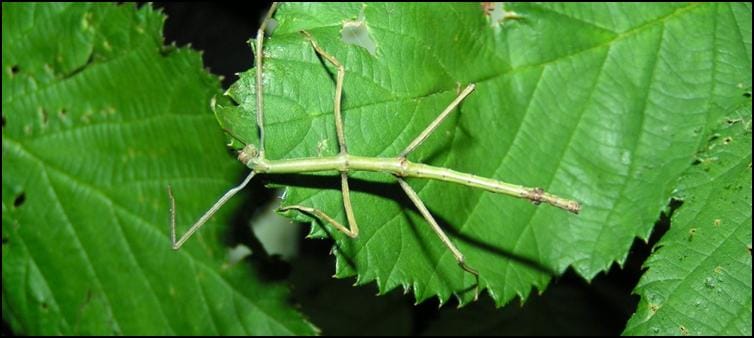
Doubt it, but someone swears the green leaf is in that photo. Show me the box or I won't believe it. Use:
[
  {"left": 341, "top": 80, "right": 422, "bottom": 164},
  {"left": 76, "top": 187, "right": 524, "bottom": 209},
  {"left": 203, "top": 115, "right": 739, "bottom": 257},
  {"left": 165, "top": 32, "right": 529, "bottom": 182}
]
[
  {"left": 2, "top": 3, "right": 316, "bottom": 335},
  {"left": 217, "top": 3, "right": 752, "bottom": 306},
  {"left": 623, "top": 104, "right": 752, "bottom": 335}
]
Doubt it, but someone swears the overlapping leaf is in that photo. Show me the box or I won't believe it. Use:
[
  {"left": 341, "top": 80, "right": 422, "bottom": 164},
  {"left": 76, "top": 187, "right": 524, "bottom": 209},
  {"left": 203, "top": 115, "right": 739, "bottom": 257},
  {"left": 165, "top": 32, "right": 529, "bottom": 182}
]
[
  {"left": 217, "top": 3, "right": 752, "bottom": 306},
  {"left": 2, "top": 3, "right": 316, "bottom": 335},
  {"left": 624, "top": 103, "right": 752, "bottom": 335}
]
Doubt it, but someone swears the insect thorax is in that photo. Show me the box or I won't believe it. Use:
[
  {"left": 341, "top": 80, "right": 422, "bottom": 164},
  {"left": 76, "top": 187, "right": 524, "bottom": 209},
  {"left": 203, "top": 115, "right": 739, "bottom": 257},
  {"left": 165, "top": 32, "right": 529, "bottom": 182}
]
[{"left": 237, "top": 144, "right": 269, "bottom": 172}]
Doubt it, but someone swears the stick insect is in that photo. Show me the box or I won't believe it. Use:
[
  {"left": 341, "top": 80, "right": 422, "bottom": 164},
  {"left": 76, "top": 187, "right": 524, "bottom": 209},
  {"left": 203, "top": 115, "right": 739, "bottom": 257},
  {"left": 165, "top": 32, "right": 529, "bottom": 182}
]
[{"left": 168, "top": 3, "right": 580, "bottom": 294}]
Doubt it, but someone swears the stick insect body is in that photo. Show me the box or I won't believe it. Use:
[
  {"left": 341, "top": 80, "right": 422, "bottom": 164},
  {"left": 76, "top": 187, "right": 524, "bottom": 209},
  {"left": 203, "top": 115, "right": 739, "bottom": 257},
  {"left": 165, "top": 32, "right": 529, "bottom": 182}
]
[{"left": 169, "top": 3, "right": 580, "bottom": 295}]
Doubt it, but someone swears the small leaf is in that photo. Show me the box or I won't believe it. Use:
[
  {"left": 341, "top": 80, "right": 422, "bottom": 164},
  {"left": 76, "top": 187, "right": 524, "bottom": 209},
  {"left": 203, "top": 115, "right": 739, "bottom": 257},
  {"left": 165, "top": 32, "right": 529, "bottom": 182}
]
[{"left": 2, "top": 3, "right": 316, "bottom": 335}]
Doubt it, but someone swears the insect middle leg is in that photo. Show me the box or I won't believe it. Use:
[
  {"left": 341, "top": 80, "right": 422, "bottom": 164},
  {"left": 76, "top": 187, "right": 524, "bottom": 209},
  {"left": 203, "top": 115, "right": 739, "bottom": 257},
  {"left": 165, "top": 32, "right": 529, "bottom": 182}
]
[{"left": 282, "top": 31, "right": 360, "bottom": 238}]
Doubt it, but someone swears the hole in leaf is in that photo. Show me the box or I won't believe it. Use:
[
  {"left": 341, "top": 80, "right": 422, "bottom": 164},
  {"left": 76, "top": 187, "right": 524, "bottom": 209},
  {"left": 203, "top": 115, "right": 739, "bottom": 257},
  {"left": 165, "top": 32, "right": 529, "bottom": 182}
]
[
  {"left": 341, "top": 5, "right": 377, "bottom": 56},
  {"left": 10, "top": 64, "right": 20, "bottom": 75},
  {"left": 744, "top": 91, "right": 751, "bottom": 98},
  {"left": 1, "top": 236, "right": 8, "bottom": 245},
  {"left": 723, "top": 136, "right": 732, "bottom": 145},
  {"left": 14, "top": 192, "right": 26, "bottom": 208},
  {"left": 481, "top": 2, "right": 522, "bottom": 27}
]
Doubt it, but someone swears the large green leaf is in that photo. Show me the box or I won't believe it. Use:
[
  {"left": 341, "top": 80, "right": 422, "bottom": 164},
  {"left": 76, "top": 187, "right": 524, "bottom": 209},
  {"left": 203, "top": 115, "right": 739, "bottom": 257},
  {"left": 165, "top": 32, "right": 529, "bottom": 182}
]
[
  {"left": 2, "top": 3, "right": 316, "bottom": 335},
  {"left": 216, "top": 3, "right": 752, "bottom": 306},
  {"left": 623, "top": 103, "right": 752, "bottom": 335}
]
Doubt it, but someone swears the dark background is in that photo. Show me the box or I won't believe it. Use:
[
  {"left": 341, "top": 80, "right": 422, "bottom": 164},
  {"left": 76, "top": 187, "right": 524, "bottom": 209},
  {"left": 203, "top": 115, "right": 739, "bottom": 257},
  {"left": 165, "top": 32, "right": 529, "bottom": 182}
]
[
  {"left": 154, "top": 2, "right": 272, "bottom": 88},
  {"left": 3, "top": 3, "right": 671, "bottom": 335}
]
